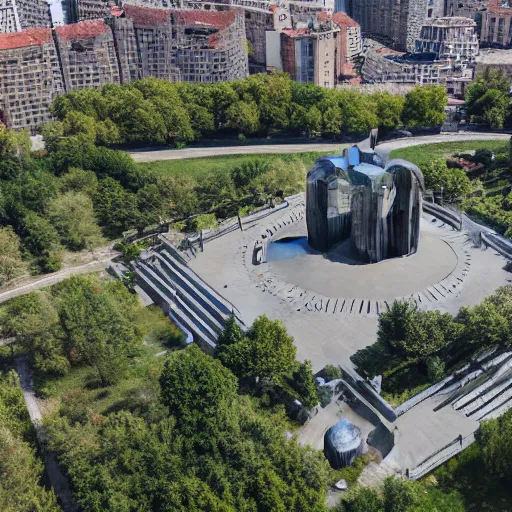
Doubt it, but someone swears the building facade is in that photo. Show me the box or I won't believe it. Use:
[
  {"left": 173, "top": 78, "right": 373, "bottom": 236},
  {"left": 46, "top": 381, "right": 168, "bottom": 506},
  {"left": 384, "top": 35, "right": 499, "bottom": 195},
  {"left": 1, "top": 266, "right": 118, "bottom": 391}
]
[
  {"left": 122, "top": 3, "right": 177, "bottom": 81},
  {"left": 350, "top": 0, "right": 430, "bottom": 51},
  {"left": 172, "top": 9, "right": 249, "bottom": 82},
  {"left": 481, "top": 0, "right": 512, "bottom": 47},
  {"left": 55, "top": 19, "right": 121, "bottom": 90},
  {"left": 0, "top": 0, "right": 51, "bottom": 33},
  {"left": 0, "top": 28, "right": 64, "bottom": 129},
  {"left": 415, "top": 17, "right": 479, "bottom": 62},
  {"left": 278, "top": 11, "right": 361, "bottom": 87}
]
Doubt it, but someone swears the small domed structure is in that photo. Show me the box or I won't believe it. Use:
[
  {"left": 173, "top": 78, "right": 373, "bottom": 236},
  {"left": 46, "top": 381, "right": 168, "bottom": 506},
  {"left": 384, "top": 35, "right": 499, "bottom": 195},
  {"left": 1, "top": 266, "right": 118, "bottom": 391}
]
[{"left": 324, "top": 419, "right": 363, "bottom": 468}]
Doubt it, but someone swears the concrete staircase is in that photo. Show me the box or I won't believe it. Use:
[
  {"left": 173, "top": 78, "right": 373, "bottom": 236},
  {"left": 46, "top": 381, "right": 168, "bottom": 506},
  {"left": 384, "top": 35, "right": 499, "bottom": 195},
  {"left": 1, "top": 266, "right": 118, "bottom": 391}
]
[{"left": 133, "top": 237, "right": 244, "bottom": 352}]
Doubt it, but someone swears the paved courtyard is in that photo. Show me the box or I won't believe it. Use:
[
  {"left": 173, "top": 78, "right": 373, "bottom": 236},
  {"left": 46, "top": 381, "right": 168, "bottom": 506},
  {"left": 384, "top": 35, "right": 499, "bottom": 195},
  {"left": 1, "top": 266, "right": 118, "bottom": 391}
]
[{"left": 190, "top": 196, "right": 510, "bottom": 372}]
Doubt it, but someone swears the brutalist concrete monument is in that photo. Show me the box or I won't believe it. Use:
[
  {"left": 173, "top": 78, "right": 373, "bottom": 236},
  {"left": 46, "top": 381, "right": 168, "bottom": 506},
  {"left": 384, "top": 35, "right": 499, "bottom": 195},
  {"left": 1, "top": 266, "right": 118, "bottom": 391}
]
[{"left": 306, "top": 131, "right": 424, "bottom": 262}]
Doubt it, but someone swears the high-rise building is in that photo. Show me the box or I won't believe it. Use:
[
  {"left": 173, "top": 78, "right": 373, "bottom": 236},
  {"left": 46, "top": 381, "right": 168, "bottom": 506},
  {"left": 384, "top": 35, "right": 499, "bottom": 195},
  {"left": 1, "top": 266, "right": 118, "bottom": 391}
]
[
  {"left": 55, "top": 19, "right": 121, "bottom": 90},
  {"left": 481, "top": 0, "right": 512, "bottom": 47},
  {"left": 0, "top": 0, "right": 51, "bottom": 33},
  {"left": 0, "top": 28, "right": 64, "bottom": 129},
  {"left": 278, "top": 12, "right": 362, "bottom": 87}
]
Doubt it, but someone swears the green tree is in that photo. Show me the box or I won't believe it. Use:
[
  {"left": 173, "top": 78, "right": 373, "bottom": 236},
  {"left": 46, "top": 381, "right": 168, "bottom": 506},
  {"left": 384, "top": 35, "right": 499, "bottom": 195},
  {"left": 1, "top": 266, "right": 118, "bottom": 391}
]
[
  {"left": 1, "top": 293, "right": 68, "bottom": 375},
  {"left": 226, "top": 101, "right": 260, "bottom": 134},
  {"left": 48, "top": 191, "right": 103, "bottom": 251},
  {"left": 475, "top": 409, "right": 512, "bottom": 481},
  {"left": 135, "top": 183, "right": 165, "bottom": 232},
  {"left": 421, "top": 160, "right": 472, "bottom": 200},
  {"left": 0, "top": 227, "right": 26, "bottom": 285},
  {"left": 220, "top": 315, "right": 297, "bottom": 382},
  {"left": 466, "top": 69, "right": 511, "bottom": 128},
  {"left": 61, "top": 111, "right": 97, "bottom": 145},
  {"left": 0, "top": 370, "right": 33, "bottom": 440},
  {"left": 0, "top": 426, "right": 61, "bottom": 512},
  {"left": 21, "top": 212, "right": 62, "bottom": 271},
  {"left": 158, "top": 174, "right": 199, "bottom": 219},
  {"left": 0, "top": 125, "right": 31, "bottom": 160},
  {"left": 216, "top": 313, "right": 244, "bottom": 352},
  {"left": 375, "top": 93, "right": 405, "bottom": 134},
  {"left": 187, "top": 103, "right": 215, "bottom": 139},
  {"left": 457, "top": 301, "right": 509, "bottom": 347},
  {"left": 402, "top": 86, "right": 447, "bottom": 128},
  {"left": 231, "top": 160, "right": 271, "bottom": 190},
  {"left": 59, "top": 167, "right": 98, "bottom": 196},
  {"left": 337, "top": 486, "right": 384, "bottom": 512},
  {"left": 54, "top": 276, "right": 142, "bottom": 385},
  {"left": 289, "top": 360, "right": 319, "bottom": 408},
  {"left": 210, "top": 82, "right": 239, "bottom": 128},
  {"left": 378, "top": 300, "right": 459, "bottom": 360},
  {"left": 305, "top": 106, "right": 323, "bottom": 135},
  {"left": 93, "top": 178, "right": 139, "bottom": 237},
  {"left": 160, "top": 344, "right": 238, "bottom": 435}
]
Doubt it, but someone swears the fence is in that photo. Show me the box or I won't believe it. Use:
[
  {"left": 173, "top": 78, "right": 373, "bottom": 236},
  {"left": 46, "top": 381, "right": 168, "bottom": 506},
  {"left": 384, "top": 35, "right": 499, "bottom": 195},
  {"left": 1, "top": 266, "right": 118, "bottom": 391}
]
[
  {"left": 423, "top": 202, "right": 462, "bottom": 230},
  {"left": 180, "top": 198, "right": 292, "bottom": 251},
  {"left": 407, "top": 433, "right": 475, "bottom": 480}
]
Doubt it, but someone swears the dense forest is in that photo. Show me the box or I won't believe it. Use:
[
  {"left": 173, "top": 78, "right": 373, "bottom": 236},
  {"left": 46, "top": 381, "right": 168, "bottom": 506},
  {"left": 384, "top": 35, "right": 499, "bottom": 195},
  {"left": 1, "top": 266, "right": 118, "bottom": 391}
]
[{"left": 0, "top": 122, "right": 307, "bottom": 285}]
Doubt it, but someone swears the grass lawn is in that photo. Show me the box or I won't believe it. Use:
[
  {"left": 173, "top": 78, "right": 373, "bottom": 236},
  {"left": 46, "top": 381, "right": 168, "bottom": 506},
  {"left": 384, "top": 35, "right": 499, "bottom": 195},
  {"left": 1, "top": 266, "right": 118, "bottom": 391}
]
[
  {"left": 136, "top": 150, "right": 344, "bottom": 179},
  {"left": 389, "top": 141, "right": 509, "bottom": 168}
]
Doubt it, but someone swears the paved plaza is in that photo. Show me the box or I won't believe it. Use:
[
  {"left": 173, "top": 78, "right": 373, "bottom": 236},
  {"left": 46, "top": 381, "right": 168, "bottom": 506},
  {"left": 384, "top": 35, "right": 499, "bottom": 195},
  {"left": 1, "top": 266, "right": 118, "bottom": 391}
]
[{"left": 190, "top": 196, "right": 510, "bottom": 372}]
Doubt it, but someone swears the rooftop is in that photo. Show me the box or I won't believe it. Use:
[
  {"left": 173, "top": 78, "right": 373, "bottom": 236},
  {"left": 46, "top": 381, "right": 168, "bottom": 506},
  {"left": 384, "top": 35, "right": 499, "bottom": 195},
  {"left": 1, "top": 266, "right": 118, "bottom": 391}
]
[
  {"left": 174, "top": 9, "right": 237, "bottom": 30},
  {"left": 486, "top": 0, "right": 512, "bottom": 12},
  {"left": 55, "top": 20, "right": 111, "bottom": 41},
  {"left": 123, "top": 4, "right": 170, "bottom": 26},
  {"left": 421, "top": 16, "right": 476, "bottom": 27},
  {"left": 281, "top": 28, "right": 310, "bottom": 38},
  {"left": 332, "top": 12, "right": 359, "bottom": 28},
  {"left": 0, "top": 28, "right": 52, "bottom": 50}
]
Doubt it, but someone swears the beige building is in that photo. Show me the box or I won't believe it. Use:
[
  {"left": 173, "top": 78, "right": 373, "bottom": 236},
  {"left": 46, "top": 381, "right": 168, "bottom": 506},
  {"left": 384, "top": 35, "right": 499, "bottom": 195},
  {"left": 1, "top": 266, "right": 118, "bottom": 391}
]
[
  {"left": 0, "top": 0, "right": 51, "bottom": 33},
  {"left": 0, "top": 28, "right": 64, "bottom": 130},
  {"left": 55, "top": 19, "right": 121, "bottom": 90},
  {"left": 481, "top": 0, "right": 512, "bottom": 47},
  {"left": 415, "top": 17, "right": 479, "bottom": 62},
  {"left": 277, "top": 12, "right": 362, "bottom": 88}
]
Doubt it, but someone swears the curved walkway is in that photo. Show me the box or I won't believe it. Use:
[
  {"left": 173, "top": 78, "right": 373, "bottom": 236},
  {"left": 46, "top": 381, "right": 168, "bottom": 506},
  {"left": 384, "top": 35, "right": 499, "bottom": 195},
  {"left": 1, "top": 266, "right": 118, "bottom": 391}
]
[{"left": 128, "top": 132, "right": 510, "bottom": 163}]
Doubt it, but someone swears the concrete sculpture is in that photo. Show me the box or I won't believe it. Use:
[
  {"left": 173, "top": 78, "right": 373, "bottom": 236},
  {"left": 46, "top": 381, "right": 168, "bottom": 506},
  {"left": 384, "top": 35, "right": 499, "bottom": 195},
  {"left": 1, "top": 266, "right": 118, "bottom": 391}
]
[{"left": 306, "top": 131, "right": 424, "bottom": 262}]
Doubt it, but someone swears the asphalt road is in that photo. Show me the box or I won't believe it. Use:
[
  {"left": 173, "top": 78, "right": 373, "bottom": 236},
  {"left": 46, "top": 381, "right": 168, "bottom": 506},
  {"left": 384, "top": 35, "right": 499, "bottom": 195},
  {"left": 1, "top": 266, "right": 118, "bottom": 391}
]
[{"left": 128, "top": 132, "right": 510, "bottom": 163}]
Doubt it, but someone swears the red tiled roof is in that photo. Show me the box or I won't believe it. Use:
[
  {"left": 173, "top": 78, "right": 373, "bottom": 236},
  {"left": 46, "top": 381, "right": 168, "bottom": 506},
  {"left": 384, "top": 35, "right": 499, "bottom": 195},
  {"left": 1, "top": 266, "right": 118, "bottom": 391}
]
[
  {"left": 55, "top": 20, "right": 110, "bottom": 41},
  {"left": 376, "top": 46, "right": 404, "bottom": 56},
  {"left": 487, "top": 0, "right": 512, "bottom": 13},
  {"left": 332, "top": 12, "right": 359, "bottom": 28},
  {"left": 110, "top": 6, "right": 124, "bottom": 17},
  {"left": 0, "top": 28, "right": 52, "bottom": 50},
  {"left": 124, "top": 4, "right": 169, "bottom": 26},
  {"left": 174, "top": 9, "right": 237, "bottom": 30},
  {"left": 281, "top": 28, "right": 310, "bottom": 38},
  {"left": 316, "top": 10, "right": 359, "bottom": 27}
]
